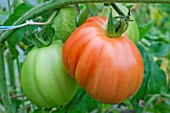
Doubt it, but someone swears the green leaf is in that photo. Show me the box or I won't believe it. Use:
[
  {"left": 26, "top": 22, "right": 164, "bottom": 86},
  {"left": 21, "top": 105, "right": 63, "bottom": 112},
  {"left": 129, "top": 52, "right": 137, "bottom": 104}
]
[
  {"left": 132, "top": 44, "right": 151, "bottom": 100},
  {"left": 148, "top": 42, "right": 169, "bottom": 58},
  {"left": 77, "top": 8, "right": 90, "bottom": 26},
  {"left": 154, "top": 100, "right": 170, "bottom": 113},
  {"left": 33, "top": 108, "right": 51, "bottom": 113},
  {"left": 131, "top": 44, "right": 152, "bottom": 113},
  {"left": 68, "top": 88, "right": 99, "bottom": 113},
  {"left": 147, "top": 60, "right": 167, "bottom": 94},
  {"left": 7, "top": 25, "right": 37, "bottom": 59},
  {"left": 139, "top": 20, "right": 155, "bottom": 39},
  {"left": 7, "top": 27, "right": 27, "bottom": 47},
  {"left": 52, "top": 6, "right": 78, "bottom": 42},
  {"left": 95, "top": 3, "right": 104, "bottom": 12},
  {"left": 51, "top": 107, "right": 66, "bottom": 113},
  {"left": 3, "top": 2, "right": 35, "bottom": 59},
  {"left": 12, "top": 99, "right": 22, "bottom": 113},
  {"left": 103, "top": 104, "right": 119, "bottom": 113},
  {"left": 53, "top": 88, "right": 99, "bottom": 113},
  {"left": 79, "top": 4, "right": 85, "bottom": 10},
  {"left": 85, "top": 3, "right": 103, "bottom": 16},
  {"left": 143, "top": 94, "right": 160, "bottom": 112},
  {"left": 4, "top": 2, "right": 33, "bottom": 25},
  {"left": 37, "top": 0, "right": 44, "bottom": 3},
  {"left": 33, "top": 108, "right": 42, "bottom": 113},
  {"left": 7, "top": 44, "right": 19, "bottom": 59},
  {"left": 0, "top": 5, "right": 8, "bottom": 24},
  {"left": 131, "top": 43, "right": 167, "bottom": 112}
]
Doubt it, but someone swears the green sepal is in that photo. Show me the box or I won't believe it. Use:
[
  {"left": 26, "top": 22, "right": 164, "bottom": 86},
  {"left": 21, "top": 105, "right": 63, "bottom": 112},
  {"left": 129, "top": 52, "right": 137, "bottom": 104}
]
[
  {"left": 31, "top": 33, "right": 52, "bottom": 48},
  {"left": 105, "top": 9, "right": 127, "bottom": 38}
]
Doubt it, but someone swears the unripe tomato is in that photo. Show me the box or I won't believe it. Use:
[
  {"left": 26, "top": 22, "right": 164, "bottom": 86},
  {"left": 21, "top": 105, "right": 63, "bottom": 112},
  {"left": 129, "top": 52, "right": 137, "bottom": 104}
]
[
  {"left": 62, "top": 16, "right": 143, "bottom": 104},
  {"left": 100, "top": 4, "right": 139, "bottom": 44},
  {"left": 21, "top": 40, "right": 78, "bottom": 108}
]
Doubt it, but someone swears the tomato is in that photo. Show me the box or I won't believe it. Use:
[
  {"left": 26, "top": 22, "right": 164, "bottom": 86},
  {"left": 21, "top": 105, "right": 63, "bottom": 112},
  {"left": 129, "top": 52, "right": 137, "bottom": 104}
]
[
  {"left": 62, "top": 16, "right": 144, "bottom": 104},
  {"left": 99, "top": 4, "right": 139, "bottom": 44},
  {"left": 21, "top": 40, "right": 78, "bottom": 108}
]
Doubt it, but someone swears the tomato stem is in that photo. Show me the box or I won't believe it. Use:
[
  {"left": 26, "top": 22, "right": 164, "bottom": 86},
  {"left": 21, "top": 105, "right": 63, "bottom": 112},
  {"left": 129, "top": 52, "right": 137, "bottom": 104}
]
[
  {"left": 105, "top": 9, "right": 126, "bottom": 38},
  {"left": 110, "top": 3, "right": 125, "bottom": 16},
  {"left": 0, "top": 44, "right": 14, "bottom": 113},
  {"left": 32, "top": 33, "right": 52, "bottom": 48},
  {"left": 5, "top": 49, "right": 16, "bottom": 89},
  {"left": 0, "top": 0, "right": 169, "bottom": 43}
]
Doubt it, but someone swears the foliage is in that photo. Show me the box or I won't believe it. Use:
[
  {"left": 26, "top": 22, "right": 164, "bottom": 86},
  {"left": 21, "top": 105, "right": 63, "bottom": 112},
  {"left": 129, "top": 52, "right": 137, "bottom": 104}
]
[{"left": 0, "top": 0, "right": 170, "bottom": 113}]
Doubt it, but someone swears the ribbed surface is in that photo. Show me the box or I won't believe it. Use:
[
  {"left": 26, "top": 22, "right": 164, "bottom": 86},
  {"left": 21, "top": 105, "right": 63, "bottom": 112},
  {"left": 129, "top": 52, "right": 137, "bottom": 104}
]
[
  {"left": 21, "top": 41, "right": 78, "bottom": 108},
  {"left": 62, "top": 16, "right": 144, "bottom": 104}
]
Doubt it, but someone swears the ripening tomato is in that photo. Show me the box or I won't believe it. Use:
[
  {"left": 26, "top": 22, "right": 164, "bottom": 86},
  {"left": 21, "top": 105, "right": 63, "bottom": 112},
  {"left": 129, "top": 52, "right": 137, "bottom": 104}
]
[
  {"left": 21, "top": 40, "right": 78, "bottom": 108},
  {"left": 62, "top": 16, "right": 144, "bottom": 104}
]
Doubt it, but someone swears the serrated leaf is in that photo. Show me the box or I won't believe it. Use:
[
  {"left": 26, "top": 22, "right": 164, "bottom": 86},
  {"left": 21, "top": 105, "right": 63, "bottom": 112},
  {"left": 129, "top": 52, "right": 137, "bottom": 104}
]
[
  {"left": 85, "top": 3, "right": 103, "bottom": 16},
  {"left": 52, "top": 6, "right": 78, "bottom": 42},
  {"left": 4, "top": 2, "right": 33, "bottom": 25},
  {"left": 139, "top": 20, "right": 155, "bottom": 39}
]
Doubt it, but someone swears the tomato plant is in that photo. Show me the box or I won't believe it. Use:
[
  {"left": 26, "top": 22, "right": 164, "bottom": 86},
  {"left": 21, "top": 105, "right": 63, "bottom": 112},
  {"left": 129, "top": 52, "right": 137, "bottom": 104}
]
[
  {"left": 0, "top": 1, "right": 170, "bottom": 113},
  {"left": 62, "top": 16, "right": 144, "bottom": 104},
  {"left": 21, "top": 40, "right": 78, "bottom": 108}
]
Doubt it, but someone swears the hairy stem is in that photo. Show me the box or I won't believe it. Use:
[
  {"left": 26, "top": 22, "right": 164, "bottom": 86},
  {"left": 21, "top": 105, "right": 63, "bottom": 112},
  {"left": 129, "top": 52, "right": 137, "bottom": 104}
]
[
  {"left": 5, "top": 49, "right": 15, "bottom": 89},
  {"left": 0, "top": 44, "right": 14, "bottom": 113},
  {"left": 111, "top": 3, "right": 125, "bottom": 16},
  {"left": 0, "top": 0, "right": 170, "bottom": 43}
]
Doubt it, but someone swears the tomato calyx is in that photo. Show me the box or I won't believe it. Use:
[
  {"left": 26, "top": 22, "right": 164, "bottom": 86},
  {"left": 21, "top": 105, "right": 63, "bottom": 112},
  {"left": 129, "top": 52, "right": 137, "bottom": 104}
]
[
  {"left": 105, "top": 9, "right": 132, "bottom": 38},
  {"left": 31, "top": 33, "right": 52, "bottom": 48}
]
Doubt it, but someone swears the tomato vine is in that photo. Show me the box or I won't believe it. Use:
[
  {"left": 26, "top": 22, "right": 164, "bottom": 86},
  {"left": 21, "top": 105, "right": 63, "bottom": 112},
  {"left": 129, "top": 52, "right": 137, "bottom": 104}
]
[
  {"left": 0, "top": 0, "right": 169, "bottom": 113},
  {"left": 0, "top": 0, "right": 170, "bottom": 43}
]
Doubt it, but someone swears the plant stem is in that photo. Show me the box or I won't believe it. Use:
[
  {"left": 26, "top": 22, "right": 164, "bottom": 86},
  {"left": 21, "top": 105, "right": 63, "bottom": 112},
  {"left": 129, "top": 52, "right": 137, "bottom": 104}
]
[
  {"left": 5, "top": 49, "right": 15, "bottom": 89},
  {"left": 0, "top": 0, "right": 170, "bottom": 43},
  {"left": 7, "top": 0, "right": 11, "bottom": 14},
  {"left": 38, "top": 10, "right": 58, "bottom": 36},
  {"left": 0, "top": 44, "right": 14, "bottom": 113},
  {"left": 111, "top": 3, "right": 125, "bottom": 16}
]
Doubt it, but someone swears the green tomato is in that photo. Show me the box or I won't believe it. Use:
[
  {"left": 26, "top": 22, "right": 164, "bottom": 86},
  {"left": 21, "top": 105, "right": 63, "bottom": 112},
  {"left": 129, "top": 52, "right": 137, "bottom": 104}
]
[
  {"left": 21, "top": 40, "right": 78, "bottom": 108},
  {"left": 100, "top": 4, "right": 139, "bottom": 44}
]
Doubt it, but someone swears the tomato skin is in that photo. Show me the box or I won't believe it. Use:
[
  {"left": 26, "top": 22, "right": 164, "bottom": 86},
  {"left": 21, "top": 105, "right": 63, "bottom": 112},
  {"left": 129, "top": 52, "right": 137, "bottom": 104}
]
[
  {"left": 62, "top": 17, "right": 143, "bottom": 104},
  {"left": 21, "top": 40, "right": 78, "bottom": 108}
]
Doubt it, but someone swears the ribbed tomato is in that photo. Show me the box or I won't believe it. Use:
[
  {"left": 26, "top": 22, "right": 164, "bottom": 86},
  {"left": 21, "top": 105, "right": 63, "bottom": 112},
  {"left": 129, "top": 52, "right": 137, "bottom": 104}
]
[
  {"left": 21, "top": 40, "right": 78, "bottom": 108},
  {"left": 62, "top": 16, "right": 144, "bottom": 104}
]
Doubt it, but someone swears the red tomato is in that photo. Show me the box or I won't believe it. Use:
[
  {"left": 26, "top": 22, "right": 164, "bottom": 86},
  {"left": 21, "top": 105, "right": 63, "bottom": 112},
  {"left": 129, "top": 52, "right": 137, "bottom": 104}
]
[{"left": 62, "top": 16, "right": 144, "bottom": 104}]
